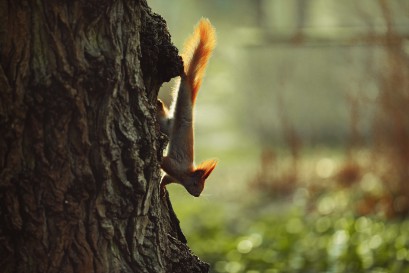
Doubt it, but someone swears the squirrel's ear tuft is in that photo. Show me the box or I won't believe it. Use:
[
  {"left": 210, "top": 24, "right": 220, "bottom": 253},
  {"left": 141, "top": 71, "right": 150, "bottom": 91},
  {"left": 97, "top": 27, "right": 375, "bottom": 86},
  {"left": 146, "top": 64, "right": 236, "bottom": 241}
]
[{"left": 195, "top": 159, "right": 218, "bottom": 180}]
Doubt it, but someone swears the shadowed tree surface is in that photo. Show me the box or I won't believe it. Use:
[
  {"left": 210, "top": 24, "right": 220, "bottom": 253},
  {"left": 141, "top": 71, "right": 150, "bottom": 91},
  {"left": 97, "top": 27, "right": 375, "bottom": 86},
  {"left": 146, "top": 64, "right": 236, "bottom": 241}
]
[{"left": 0, "top": 0, "right": 209, "bottom": 272}]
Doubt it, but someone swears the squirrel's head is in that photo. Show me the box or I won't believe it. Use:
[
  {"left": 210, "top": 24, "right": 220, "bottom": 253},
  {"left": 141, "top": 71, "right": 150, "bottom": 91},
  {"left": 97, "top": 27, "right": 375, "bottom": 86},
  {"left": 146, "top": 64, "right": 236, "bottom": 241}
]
[
  {"left": 184, "top": 177, "right": 205, "bottom": 197},
  {"left": 183, "top": 160, "right": 217, "bottom": 197}
]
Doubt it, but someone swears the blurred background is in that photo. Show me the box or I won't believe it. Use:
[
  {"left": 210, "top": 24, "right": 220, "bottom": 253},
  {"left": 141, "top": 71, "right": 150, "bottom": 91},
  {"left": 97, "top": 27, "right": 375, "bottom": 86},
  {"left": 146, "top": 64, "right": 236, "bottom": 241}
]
[{"left": 150, "top": 1, "right": 409, "bottom": 272}]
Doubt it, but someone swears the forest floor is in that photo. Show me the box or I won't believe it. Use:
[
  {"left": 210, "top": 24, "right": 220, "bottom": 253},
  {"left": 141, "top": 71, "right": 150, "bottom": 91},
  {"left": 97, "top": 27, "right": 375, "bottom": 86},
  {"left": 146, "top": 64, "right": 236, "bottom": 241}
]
[{"left": 168, "top": 148, "right": 409, "bottom": 273}]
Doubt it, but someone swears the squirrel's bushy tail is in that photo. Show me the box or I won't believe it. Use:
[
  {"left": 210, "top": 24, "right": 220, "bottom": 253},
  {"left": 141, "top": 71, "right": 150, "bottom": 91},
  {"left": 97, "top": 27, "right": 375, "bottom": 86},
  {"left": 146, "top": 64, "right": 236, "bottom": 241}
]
[{"left": 182, "top": 18, "right": 216, "bottom": 104}]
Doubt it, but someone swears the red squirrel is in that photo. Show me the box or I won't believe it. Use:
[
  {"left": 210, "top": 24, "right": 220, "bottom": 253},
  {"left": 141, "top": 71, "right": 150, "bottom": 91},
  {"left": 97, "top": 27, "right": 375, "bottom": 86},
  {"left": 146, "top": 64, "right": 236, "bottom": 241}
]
[{"left": 158, "top": 18, "right": 217, "bottom": 197}]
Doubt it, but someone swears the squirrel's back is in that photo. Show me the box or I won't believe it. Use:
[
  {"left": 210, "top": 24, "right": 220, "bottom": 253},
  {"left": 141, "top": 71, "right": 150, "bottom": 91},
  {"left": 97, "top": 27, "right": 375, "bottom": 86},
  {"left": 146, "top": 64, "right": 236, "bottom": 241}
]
[{"left": 182, "top": 18, "right": 216, "bottom": 103}]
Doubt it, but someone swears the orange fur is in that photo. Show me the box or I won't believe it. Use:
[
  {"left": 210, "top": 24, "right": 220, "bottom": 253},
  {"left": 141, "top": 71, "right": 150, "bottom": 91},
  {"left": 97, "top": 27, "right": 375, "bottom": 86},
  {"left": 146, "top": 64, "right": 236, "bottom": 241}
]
[
  {"left": 182, "top": 18, "right": 216, "bottom": 104},
  {"left": 195, "top": 159, "right": 218, "bottom": 179}
]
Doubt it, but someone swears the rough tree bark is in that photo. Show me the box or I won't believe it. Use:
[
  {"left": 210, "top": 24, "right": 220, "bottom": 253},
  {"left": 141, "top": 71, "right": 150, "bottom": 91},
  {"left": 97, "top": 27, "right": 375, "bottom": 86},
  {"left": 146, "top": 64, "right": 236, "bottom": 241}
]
[{"left": 0, "top": 0, "right": 209, "bottom": 272}]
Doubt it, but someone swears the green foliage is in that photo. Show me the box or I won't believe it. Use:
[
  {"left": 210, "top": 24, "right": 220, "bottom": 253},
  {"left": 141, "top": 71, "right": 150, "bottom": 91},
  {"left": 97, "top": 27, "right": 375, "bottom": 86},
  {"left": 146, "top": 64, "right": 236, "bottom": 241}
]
[{"left": 169, "top": 188, "right": 409, "bottom": 273}]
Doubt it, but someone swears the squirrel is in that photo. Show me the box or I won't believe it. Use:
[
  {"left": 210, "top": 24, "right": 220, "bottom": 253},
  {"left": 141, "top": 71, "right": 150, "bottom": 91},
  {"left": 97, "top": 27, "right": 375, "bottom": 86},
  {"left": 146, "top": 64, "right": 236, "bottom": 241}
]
[{"left": 157, "top": 18, "right": 217, "bottom": 197}]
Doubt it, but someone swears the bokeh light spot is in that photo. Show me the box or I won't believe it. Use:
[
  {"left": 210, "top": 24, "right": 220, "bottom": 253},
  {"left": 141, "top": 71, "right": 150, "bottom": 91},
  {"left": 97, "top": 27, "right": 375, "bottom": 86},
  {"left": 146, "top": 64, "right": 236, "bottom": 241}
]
[
  {"left": 316, "top": 158, "right": 335, "bottom": 178},
  {"left": 237, "top": 239, "right": 253, "bottom": 254}
]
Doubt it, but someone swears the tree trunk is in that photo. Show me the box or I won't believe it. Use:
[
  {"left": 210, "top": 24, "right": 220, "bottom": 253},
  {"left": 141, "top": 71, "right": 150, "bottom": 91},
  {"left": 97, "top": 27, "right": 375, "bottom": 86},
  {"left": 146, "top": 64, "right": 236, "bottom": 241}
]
[{"left": 0, "top": 0, "right": 208, "bottom": 272}]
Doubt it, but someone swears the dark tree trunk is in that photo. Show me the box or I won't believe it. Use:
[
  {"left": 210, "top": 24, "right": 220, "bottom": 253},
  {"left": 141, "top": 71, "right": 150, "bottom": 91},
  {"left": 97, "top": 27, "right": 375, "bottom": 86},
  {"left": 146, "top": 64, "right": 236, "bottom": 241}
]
[{"left": 0, "top": 0, "right": 208, "bottom": 272}]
